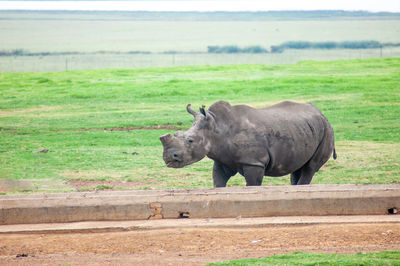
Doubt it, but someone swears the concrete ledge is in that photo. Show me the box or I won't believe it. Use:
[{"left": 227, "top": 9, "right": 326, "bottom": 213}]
[{"left": 1, "top": 184, "right": 399, "bottom": 225}]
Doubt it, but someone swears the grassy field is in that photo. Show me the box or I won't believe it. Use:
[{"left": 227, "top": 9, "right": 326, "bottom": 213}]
[
  {"left": 208, "top": 251, "right": 400, "bottom": 265},
  {"left": 0, "top": 58, "right": 399, "bottom": 192},
  {"left": 1, "top": 11, "right": 400, "bottom": 72}
]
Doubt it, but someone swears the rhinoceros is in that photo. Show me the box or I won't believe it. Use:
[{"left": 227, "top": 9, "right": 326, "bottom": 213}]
[{"left": 160, "top": 101, "right": 336, "bottom": 187}]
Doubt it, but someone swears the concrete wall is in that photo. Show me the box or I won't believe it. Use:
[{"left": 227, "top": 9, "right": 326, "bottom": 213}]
[{"left": 1, "top": 184, "right": 399, "bottom": 225}]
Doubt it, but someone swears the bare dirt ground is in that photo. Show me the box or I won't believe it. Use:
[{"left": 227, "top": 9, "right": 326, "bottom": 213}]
[
  {"left": 68, "top": 179, "right": 156, "bottom": 191},
  {"left": 1, "top": 223, "right": 399, "bottom": 265}
]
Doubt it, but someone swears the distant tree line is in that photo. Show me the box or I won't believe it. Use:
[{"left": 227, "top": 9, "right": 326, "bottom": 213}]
[
  {"left": 0, "top": 49, "right": 150, "bottom": 56},
  {"left": 0, "top": 49, "right": 79, "bottom": 56},
  {"left": 2, "top": 41, "right": 400, "bottom": 56},
  {"left": 270, "top": 41, "right": 400, "bottom": 53},
  {"left": 207, "top": 45, "right": 268, "bottom": 54},
  {"left": 208, "top": 41, "right": 400, "bottom": 54}
]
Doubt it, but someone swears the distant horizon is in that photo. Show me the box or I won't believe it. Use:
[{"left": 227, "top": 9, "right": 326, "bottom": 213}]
[
  {"left": 1, "top": 1, "right": 400, "bottom": 13},
  {"left": 1, "top": 9, "right": 400, "bottom": 15}
]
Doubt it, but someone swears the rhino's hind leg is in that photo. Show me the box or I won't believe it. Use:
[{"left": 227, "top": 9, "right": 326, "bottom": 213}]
[
  {"left": 296, "top": 132, "right": 334, "bottom": 185},
  {"left": 296, "top": 166, "right": 315, "bottom": 185},
  {"left": 213, "top": 161, "right": 237, "bottom": 187},
  {"left": 290, "top": 169, "right": 302, "bottom": 185},
  {"left": 296, "top": 143, "right": 333, "bottom": 185}
]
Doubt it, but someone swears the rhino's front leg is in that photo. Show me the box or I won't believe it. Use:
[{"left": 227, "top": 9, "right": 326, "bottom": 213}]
[
  {"left": 213, "top": 161, "right": 236, "bottom": 187},
  {"left": 243, "top": 165, "right": 264, "bottom": 186}
]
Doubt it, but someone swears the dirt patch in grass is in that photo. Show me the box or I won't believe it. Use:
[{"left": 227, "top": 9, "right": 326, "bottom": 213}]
[
  {"left": 61, "top": 170, "right": 129, "bottom": 180},
  {"left": 0, "top": 179, "right": 35, "bottom": 193},
  {"left": 67, "top": 179, "right": 159, "bottom": 191},
  {"left": 61, "top": 170, "right": 163, "bottom": 191}
]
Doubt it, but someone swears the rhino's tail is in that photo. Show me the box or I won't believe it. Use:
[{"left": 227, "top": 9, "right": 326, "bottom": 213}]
[{"left": 333, "top": 148, "right": 337, "bottom": 160}]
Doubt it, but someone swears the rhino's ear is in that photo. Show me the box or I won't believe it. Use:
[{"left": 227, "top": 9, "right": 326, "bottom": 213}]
[
  {"left": 199, "top": 105, "right": 206, "bottom": 117},
  {"left": 160, "top": 133, "right": 173, "bottom": 146}
]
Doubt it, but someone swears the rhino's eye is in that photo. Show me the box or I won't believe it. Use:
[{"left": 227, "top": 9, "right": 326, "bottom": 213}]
[{"left": 188, "top": 139, "right": 194, "bottom": 144}]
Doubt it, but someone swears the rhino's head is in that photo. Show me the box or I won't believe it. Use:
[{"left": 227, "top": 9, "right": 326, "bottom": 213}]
[{"left": 160, "top": 104, "right": 214, "bottom": 168}]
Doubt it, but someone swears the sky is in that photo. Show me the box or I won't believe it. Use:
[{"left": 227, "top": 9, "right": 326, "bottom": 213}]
[{"left": 0, "top": 0, "right": 400, "bottom": 12}]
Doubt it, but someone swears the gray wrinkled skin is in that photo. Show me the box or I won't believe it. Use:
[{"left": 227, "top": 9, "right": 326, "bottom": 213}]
[{"left": 160, "top": 101, "right": 336, "bottom": 187}]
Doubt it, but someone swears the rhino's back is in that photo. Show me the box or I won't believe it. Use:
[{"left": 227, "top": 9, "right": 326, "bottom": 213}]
[
  {"left": 227, "top": 101, "right": 323, "bottom": 130},
  {"left": 226, "top": 101, "right": 331, "bottom": 175}
]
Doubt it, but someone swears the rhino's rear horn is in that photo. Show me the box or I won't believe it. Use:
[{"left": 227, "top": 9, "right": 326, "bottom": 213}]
[
  {"left": 200, "top": 105, "right": 206, "bottom": 116},
  {"left": 160, "top": 133, "right": 173, "bottom": 145}
]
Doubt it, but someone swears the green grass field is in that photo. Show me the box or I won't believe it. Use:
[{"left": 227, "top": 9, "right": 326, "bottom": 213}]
[
  {"left": 208, "top": 251, "right": 400, "bottom": 265},
  {"left": 1, "top": 58, "right": 399, "bottom": 192}
]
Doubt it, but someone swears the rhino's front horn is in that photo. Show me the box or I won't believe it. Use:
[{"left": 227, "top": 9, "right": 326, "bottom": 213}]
[
  {"left": 186, "top": 104, "right": 198, "bottom": 117},
  {"left": 160, "top": 133, "right": 173, "bottom": 146}
]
